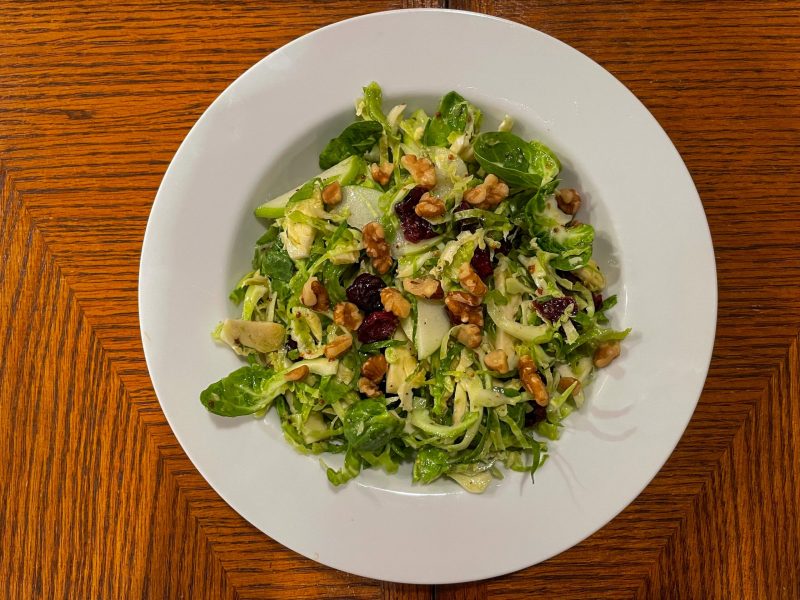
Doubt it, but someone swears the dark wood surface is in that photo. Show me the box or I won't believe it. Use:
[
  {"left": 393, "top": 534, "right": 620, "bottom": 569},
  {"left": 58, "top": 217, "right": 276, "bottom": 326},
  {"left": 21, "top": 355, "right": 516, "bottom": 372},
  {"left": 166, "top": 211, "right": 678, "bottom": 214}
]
[{"left": 1, "top": 1, "right": 798, "bottom": 598}]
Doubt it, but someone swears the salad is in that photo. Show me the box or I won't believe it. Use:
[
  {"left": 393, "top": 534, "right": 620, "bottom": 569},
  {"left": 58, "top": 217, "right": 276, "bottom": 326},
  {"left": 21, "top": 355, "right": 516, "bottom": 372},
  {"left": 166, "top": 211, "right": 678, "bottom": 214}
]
[{"left": 200, "top": 83, "right": 630, "bottom": 493}]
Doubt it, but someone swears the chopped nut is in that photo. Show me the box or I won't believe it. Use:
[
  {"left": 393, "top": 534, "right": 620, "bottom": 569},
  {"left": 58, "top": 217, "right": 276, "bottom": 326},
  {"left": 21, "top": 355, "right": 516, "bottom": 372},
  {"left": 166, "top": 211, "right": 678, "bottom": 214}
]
[
  {"left": 321, "top": 181, "right": 343, "bottom": 206},
  {"left": 323, "top": 334, "right": 352, "bottom": 360},
  {"left": 555, "top": 188, "right": 581, "bottom": 215},
  {"left": 333, "top": 302, "right": 363, "bottom": 331},
  {"left": 370, "top": 162, "right": 394, "bottom": 186},
  {"left": 445, "top": 291, "right": 484, "bottom": 327},
  {"left": 403, "top": 277, "right": 443, "bottom": 299},
  {"left": 301, "top": 277, "right": 329, "bottom": 311},
  {"left": 361, "top": 354, "right": 388, "bottom": 382},
  {"left": 455, "top": 324, "right": 482, "bottom": 349},
  {"left": 414, "top": 192, "right": 446, "bottom": 219},
  {"left": 593, "top": 341, "right": 621, "bottom": 368},
  {"left": 557, "top": 376, "right": 582, "bottom": 393},
  {"left": 362, "top": 221, "right": 392, "bottom": 274},
  {"left": 400, "top": 154, "right": 437, "bottom": 189},
  {"left": 484, "top": 349, "right": 509, "bottom": 373},
  {"left": 284, "top": 365, "right": 310, "bottom": 382},
  {"left": 380, "top": 287, "right": 411, "bottom": 319},
  {"left": 310, "top": 280, "right": 329, "bottom": 311},
  {"left": 458, "top": 262, "right": 488, "bottom": 297},
  {"left": 463, "top": 174, "right": 509, "bottom": 209},
  {"left": 358, "top": 377, "right": 381, "bottom": 398},
  {"left": 518, "top": 355, "right": 549, "bottom": 406}
]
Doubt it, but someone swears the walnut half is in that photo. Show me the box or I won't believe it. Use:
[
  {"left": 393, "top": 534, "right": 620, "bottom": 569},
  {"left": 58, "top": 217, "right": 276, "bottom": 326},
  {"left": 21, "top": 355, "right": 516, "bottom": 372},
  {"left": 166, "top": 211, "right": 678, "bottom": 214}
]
[
  {"left": 301, "top": 277, "right": 330, "bottom": 311},
  {"left": 403, "top": 277, "right": 443, "bottom": 299},
  {"left": 555, "top": 188, "right": 581, "bottom": 215},
  {"left": 484, "top": 349, "right": 509, "bottom": 373},
  {"left": 414, "top": 192, "right": 446, "bottom": 219},
  {"left": 400, "top": 154, "right": 437, "bottom": 189},
  {"left": 323, "top": 334, "right": 352, "bottom": 360},
  {"left": 518, "top": 355, "right": 549, "bottom": 406},
  {"left": 370, "top": 162, "right": 394, "bottom": 186},
  {"left": 321, "top": 181, "right": 343, "bottom": 206},
  {"left": 463, "top": 174, "right": 509, "bottom": 209},
  {"left": 361, "top": 354, "right": 388, "bottom": 382},
  {"left": 455, "top": 324, "right": 482, "bottom": 349},
  {"left": 362, "top": 221, "right": 393, "bottom": 274},
  {"left": 333, "top": 302, "right": 363, "bottom": 331},
  {"left": 380, "top": 287, "right": 411, "bottom": 319},
  {"left": 593, "top": 341, "right": 621, "bottom": 368},
  {"left": 444, "top": 291, "right": 484, "bottom": 327},
  {"left": 458, "top": 262, "right": 488, "bottom": 297}
]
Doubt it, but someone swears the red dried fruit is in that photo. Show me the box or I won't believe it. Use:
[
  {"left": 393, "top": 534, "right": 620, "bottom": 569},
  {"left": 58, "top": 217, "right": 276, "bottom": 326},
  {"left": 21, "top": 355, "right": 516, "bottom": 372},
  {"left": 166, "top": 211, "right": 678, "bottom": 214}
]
[
  {"left": 395, "top": 186, "right": 437, "bottom": 243},
  {"left": 357, "top": 311, "right": 399, "bottom": 344},
  {"left": 525, "top": 403, "right": 548, "bottom": 427},
  {"left": 346, "top": 273, "right": 386, "bottom": 313},
  {"left": 470, "top": 246, "right": 494, "bottom": 279},
  {"left": 534, "top": 296, "right": 577, "bottom": 322},
  {"left": 592, "top": 292, "right": 603, "bottom": 311}
]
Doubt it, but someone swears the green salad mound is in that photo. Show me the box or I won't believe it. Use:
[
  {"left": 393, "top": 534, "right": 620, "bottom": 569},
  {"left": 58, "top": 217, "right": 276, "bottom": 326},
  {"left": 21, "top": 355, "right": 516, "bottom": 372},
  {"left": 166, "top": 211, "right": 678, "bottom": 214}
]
[{"left": 201, "top": 82, "right": 630, "bottom": 493}]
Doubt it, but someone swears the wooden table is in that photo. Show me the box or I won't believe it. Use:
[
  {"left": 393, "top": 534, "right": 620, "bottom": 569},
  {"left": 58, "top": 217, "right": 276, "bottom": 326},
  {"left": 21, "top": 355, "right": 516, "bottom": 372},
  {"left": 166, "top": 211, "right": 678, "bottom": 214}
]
[{"left": 2, "top": 1, "right": 798, "bottom": 598}]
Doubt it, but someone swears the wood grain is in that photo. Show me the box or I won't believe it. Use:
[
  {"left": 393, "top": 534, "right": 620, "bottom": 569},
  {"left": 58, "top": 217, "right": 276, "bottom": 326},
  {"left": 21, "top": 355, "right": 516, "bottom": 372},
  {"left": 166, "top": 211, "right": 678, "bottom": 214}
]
[{"left": 1, "top": 1, "right": 798, "bottom": 598}]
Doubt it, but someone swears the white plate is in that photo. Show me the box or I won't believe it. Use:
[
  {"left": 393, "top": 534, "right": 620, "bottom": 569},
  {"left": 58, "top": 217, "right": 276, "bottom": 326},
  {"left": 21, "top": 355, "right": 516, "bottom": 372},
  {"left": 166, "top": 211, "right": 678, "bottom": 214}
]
[{"left": 139, "top": 9, "right": 716, "bottom": 584}]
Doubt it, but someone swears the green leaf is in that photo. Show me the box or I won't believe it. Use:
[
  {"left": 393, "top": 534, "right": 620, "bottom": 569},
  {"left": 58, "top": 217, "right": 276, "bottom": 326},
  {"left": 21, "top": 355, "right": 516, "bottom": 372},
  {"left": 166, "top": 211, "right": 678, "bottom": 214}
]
[
  {"left": 319, "top": 121, "right": 383, "bottom": 169},
  {"left": 361, "top": 81, "right": 389, "bottom": 127},
  {"left": 252, "top": 227, "right": 294, "bottom": 301},
  {"left": 325, "top": 447, "right": 363, "bottom": 486},
  {"left": 343, "top": 399, "right": 404, "bottom": 452},
  {"left": 412, "top": 446, "right": 451, "bottom": 483},
  {"left": 200, "top": 365, "right": 287, "bottom": 417},
  {"left": 473, "top": 132, "right": 561, "bottom": 189},
  {"left": 422, "top": 91, "right": 482, "bottom": 147}
]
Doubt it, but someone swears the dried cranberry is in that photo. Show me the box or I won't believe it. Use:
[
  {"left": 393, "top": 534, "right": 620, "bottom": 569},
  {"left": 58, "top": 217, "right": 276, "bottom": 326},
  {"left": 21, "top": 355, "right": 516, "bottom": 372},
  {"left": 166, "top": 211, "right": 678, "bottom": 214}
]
[
  {"left": 346, "top": 273, "right": 386, "bottom": 313},
  {"left": 525, "top": 403, "right": 548, "bottom": 427},
  {"left": 453, "top": 201, "right": 478, "bottom": 234},
  {"left": 534, "top": 296, "right": 577, "bottom": 322},
  {"left": 285, "top": 337, "right": 298, "bottom": 351},
  {"left": 395, "top": 186, "right": 437, "bottom": 243},
  {"left": 592, "top": 293, "right": 603, "bottom": 311},
  {"left": 496, "top": 228, "right": 520, "bottom": 255},
  {"left": 470, "top": 246, "right": 494, "bottom": 279},
  {"left": 357, "top": 311, "right": 398, "bottom": 344}
]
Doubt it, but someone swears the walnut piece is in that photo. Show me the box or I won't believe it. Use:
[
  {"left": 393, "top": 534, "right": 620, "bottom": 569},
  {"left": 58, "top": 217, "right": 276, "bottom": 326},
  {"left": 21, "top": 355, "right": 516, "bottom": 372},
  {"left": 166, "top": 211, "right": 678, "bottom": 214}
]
[
  {"left": 321, "top": 181, "right": 343, "bottom": 206},
  {"left": 284, "top": 365, "right": 309, "bottom": 382},
  {"left": 458, "top": 262, "right": 488, "bottom": 297},
  {"left": 323, "top": 334, "right": 352, "bottom": 360},
  {"left": 484, "top": 349, "right": 509, "bottom": 373},
  {"left": 358, "top": 377, "right": 381, "bottom": 398},
  {"left": 361, "top": 354, "right": 388, "bottom": 382},
  {"left": 380, "top": 287, "right": 411, "bottom": 319},
  {"left": 444, "top": 291, "right": 484, "bottom": 327},
  {"left": 593, "top": 341, "right": 621, "bottom": 368},
  {"left": 414, "top": 192, "right": 446, "bottom": 219},
  {"left": 518, "top": 355, "right": 549, "bottom": 406},
  {"left": 370, "top": 162, "right": 394, "bottom": 186},
  {"left": 333, "top": 302, "right": 363, "bottom": 331},
  {"left": 400, "top": 154, "right": 437, "bottom": 189},
  {"left": 362, "top": 221, "right": 392, "bottom": 274},
  {"left": 555, "top": 188, "right": 581, "bottom": 215},
  {"left": 301, "top": 277, "right": 330, "bottom": 311},
  {"left": 463, "top": 174, "right": 509, "bottom": 209},
  {"left": 403, "top": 277, "right": 443, "bottom": 299},
  {"left": 557, "top": 376, "right": 582, "bottom": 393},
  {"left": 455, "top": 324, "right": 482, "bottom": 349}
]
